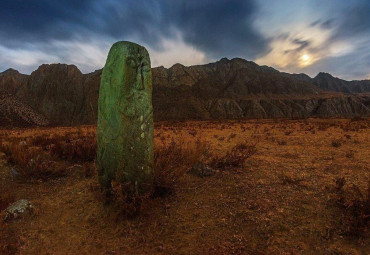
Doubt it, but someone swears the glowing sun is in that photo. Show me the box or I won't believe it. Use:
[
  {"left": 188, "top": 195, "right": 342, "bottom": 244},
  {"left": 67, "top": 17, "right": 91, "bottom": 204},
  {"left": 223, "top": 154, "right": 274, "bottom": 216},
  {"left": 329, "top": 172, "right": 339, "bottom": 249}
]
[
  {"left": 299, "top": 54, "right": 312, "bottom": 66},
  {"left": 302, "top": 54, "right": 309, "bottom": 61}
]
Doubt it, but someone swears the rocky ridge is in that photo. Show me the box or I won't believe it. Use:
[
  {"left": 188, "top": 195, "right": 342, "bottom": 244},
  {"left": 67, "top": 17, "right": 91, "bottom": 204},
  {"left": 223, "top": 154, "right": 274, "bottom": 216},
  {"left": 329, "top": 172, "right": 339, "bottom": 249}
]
[
  {"left": 0, "top": 58, "right": 369, "bottom": 126},
  {"left": 0, "top": 92, "right": 49, "bottom": 127}
]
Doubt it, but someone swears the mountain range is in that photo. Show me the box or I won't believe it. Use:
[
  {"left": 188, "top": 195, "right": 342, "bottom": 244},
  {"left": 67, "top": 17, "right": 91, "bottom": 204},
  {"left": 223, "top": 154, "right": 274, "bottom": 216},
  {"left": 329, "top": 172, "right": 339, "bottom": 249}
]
[{"left": 0, "top": 57, "right": 369, "bottom": 126}]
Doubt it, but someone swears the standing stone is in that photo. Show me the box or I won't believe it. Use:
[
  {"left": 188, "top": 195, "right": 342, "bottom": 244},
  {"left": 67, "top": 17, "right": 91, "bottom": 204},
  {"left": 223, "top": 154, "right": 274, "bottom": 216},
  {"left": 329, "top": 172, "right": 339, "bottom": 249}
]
[{"left": 97, "top": 41, "right": 154, "bottom": 199}]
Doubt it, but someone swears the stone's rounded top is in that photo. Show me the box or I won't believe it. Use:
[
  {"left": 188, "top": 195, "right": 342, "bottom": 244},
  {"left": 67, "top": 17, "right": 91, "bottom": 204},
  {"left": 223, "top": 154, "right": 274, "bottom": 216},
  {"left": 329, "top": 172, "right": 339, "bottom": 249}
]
[
  {"left": 112, "top": 41, "right": 145, "bottom": 49},
  {"left": 105, "top": 41, "right": 151, "bottom": 70},
  {"left": 109, "top": 41, "right": 150, "bottom": 56},
  {"left": 103, "top": 41, "right": 152, "bottom": 80}
]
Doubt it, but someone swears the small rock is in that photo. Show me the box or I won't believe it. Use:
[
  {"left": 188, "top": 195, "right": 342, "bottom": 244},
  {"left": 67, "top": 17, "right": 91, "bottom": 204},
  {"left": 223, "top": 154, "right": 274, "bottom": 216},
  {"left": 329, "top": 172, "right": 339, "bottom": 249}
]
[
  {"left": 18, "top": 141, "right": 27, "bottom": 146},
  {"left": 10, "top": 168, "right": 20, "bottom": 180},
  {"left": 190, "top": 163, "right": 216, "bottom": 177},
  {"left": 3, "top": 199, "right": 33, "bottom": 222}
]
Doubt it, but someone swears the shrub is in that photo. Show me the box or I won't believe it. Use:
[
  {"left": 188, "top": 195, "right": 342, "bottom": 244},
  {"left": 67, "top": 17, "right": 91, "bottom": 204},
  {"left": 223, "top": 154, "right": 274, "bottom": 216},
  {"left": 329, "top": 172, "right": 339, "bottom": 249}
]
[
  {"left": 153, "top": 138, "right": 210, "bottom": 194},
  {"left": 331, "top": 140, "right": 342, "bottom": 148},
  {"left": 331, "top": 177, "right": 369, "bottom": 237},
  {"left": 279, "top": 172, "right": 304, "bottom": 186},
  {"left": 350, "top": 116, "right": 365, "bottom": 122},
  {"left": 210, "top": 141, "right": 257, "bottom": 169},
  {"left": 218, "top": 136, "right": 225, "bottom": 141},
  {"left": 31, "top": 135, "right": 54, "bottom": 149},
  {"left": 227, "top": 133, "right": 237, "bottom": 141},
  {"left": 49, "top": 136, "right": 96, "bottom": 163},
  {"left": 277, "top": 140, "right": 287, "bottom": 146},
  {"left": 82, "top": 162, "right": 96, "bottom": 178},
  {"left": 188, "top": 129, "right": 197, "bottom": 136},
  {"left": 344, "top": 134, "right": 351, "bottom": 140},
  {"left": 345, "top": 151, "right": 355, "bottom": 159},
  {"left": 0, "top": 142, "right": 65, "bottom": 181},
  {"left": 284, "top": 131, "right": 292, "bottom": 136}
]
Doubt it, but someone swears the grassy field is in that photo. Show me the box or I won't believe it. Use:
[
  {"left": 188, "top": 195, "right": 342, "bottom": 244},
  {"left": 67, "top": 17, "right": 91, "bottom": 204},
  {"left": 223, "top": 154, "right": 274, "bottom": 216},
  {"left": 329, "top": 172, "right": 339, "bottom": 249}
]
[{"left": 0, "top": 118, "right": 369, "bottom": 254}]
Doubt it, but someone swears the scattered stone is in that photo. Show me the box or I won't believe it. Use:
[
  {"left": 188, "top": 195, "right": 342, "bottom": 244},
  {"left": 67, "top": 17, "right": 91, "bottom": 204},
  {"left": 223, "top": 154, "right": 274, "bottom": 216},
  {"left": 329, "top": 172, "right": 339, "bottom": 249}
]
[
  {"left": 190, "top": 163, "right": 216, "bottom": 177},
  {"left": 97, "top": 41, "right": 154, "bottom": 198},
  {"left": 3, "top": 199, "right": 33, "bottom": 222},
  {"left": 10, "top": 168, "right": 20, "bottom": 180}
]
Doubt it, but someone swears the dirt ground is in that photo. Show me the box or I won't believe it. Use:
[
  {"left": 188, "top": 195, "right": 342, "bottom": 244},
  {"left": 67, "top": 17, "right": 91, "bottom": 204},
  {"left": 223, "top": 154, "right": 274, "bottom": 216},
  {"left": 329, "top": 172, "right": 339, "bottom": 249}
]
[{"left": 0, "top": 118, "right": 369, "bottom": 254}]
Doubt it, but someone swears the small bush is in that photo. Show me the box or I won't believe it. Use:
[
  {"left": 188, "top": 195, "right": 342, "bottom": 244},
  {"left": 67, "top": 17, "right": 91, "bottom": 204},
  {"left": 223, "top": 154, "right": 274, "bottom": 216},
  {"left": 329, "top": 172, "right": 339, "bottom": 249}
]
[
  {"left": 188, "top": 129, "right": 197, "bottom": 136},
  {"left": 153, "top": 138, "right": 210, "bottom": 193},
  {"left": 227, "top": 133, "right": 237, "bottom": 141},
  {"left": 277, "top": 140, "right": 287, "bottom": 146},
  {"left": 218, "top": 136, "right": 225, "bottom": 141},
  {"left": 344, "top": 134, "right": 351, "bottom": 140},
  {"left": 284, "top": 131, "right": 292, "bottom": 136},
  {"left": 345, "top": 151, "right": 355, "bottom": 159},
  {"left": 49, "top": 136, "right": 96, "bottom": 163},
  {"left": 31, "top": 135, "right": 54, "bottom": 149},
  {"left": 211, "top": 141, "right": 257, "bottom": 169},
  {"left": 331, "top": 177, "right": 369, "bottom": 237},
  {"left": 331, "top": 140, "right": 342, "bottom": 148},
  {"left": 350, "top": 116, "right": 365, "bottom": 122},
  {"left": 279, "top": 173, "right": 304, "bottom": 186},
  {"left": 0, "top": 142, "right": 66, "bottom": 180},
  {"left": 82, "top": 162, "right": 96, "bottom": 178}
]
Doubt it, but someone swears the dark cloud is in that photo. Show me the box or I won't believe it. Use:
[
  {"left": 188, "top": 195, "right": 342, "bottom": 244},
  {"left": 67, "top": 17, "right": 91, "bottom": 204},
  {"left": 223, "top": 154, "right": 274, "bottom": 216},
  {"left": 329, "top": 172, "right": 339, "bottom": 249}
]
[
  {"left": 283, "top": 38, "right": 311, "bottom": 54},
  {"left": 301, "top": 47, "right": 370, "bottom": 80},
  {"left": 331, "top": 0, "right": 370, "bottom": 39},
  {"left": 160, "top": 0, "right": 270, "bottom": 59},
  {"left": 275, "top": 33, "right": 290, "bottom": 41},
  {"left": 1, "top": 0, "right": 369, "bottom": 80},
  {"left": 309, "top": 19, "right": 334, "bottom": 30},
  {"left": 310, "top": 19, "right": 321, "bottom": 27},
  {"left": 0, "top": 0, "right": 95, "bottom": 46},
  {"left": 320, "top": 19, "right": 334, "bottom": 29},
  {"left": 292, "top": 39, "right": 311, "bottom": 51},
  {"left": 0, "top": 0, "right": 270, "bottom": 61}
]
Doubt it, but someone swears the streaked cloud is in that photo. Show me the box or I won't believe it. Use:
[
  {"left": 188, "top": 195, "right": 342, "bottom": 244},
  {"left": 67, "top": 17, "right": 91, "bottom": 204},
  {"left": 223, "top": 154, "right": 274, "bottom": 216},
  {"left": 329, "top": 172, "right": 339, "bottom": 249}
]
[
  {"left": 0, "top": 0, "right": 369, "bottom": 80},
  {"left": 254, "top": 0, "right": 370, "bottom": 80},
  {"left": 0, "top": 0, "right": 268, "bottom": 73}
]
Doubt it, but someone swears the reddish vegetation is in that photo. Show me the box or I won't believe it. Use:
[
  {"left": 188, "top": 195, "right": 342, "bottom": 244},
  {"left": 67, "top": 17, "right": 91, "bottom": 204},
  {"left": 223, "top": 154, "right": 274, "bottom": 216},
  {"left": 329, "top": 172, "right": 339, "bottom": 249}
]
[{"left": 0, "top": 118, "right": 369, "bottom": 254}]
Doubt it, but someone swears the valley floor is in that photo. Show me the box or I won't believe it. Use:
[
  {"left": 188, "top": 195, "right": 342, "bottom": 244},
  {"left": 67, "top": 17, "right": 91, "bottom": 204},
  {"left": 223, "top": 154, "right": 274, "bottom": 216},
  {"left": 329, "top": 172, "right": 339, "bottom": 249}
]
[{"left": 0, "top": 118, "right": 369, "bottom": 254}]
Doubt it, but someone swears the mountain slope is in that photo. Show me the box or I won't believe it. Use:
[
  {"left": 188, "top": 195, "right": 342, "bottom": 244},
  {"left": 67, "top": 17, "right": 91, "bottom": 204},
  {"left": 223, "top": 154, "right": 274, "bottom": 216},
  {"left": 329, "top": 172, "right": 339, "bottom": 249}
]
[
  {"left": 0, "top": 58, "right": 369, "bottom": 126},
  {"left": 0, "top": 92, "right": 49, "bottom": 127},
  {"left": 314, "top": 72, "right": 370, "bottom": 93},
  {"left": 16, "top": 64, "right": 85, "bottom": 125},
  {"left": 0, "top": 68, "right": 28, "bottom": 95}
]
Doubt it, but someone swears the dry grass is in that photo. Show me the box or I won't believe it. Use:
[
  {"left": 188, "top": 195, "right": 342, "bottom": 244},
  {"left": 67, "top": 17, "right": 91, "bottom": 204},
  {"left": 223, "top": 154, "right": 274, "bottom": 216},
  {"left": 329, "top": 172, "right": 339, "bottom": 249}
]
[
  {"left": 0, "top": 118, "right": 369, "bottom": 254},
  {"left": 153, "top": 137, "right": 210, "bottom": 194},
  {"left": 0, "top": 142, "right": 66, "bottom": 181},
  {"left": 210, "top": 141, "right": 257, "bottom": 169},
  {"left": 330, "top": 177, "right": 370, "bottom": 237},
  {"left": 331, "top": 139, "right": 342, "bottom": 148}
]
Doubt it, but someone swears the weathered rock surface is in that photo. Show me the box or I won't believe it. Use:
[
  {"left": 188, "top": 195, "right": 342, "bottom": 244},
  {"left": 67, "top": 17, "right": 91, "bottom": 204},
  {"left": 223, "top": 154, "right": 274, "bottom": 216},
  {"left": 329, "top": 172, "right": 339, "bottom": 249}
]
[
  {"left": 0, "top": 92, "right": 49, "bottom": 126},
  {"left": 16, "top": 64, "right": 85, "bottom": 125},
  {"left": 314, "top": 72, "right": 370, "bottom": 93},
  {"left": 97, "top": 41, "right": 154, "bottom": 197},
  {"left": 190, "top": 163, "right": 216, "bottom": 177},
  {"left": 0, "top": 68, "right": 28, "bottom": 95},
  {"left": 3, "top": 199, "right": 33, "bottom": 222},
  {"left": 0, "top": 58, "right": 369, "bottom": 126}
]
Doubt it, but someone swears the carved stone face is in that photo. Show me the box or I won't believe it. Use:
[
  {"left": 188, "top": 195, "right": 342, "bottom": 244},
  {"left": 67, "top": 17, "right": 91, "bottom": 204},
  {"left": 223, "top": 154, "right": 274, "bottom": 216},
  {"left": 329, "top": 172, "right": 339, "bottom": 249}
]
[
  {"left": 97, "top": 41, "right": 154, "bottom": 196},
  {"left": 103, "top": 42, "right": 152, "bottom": 119}
]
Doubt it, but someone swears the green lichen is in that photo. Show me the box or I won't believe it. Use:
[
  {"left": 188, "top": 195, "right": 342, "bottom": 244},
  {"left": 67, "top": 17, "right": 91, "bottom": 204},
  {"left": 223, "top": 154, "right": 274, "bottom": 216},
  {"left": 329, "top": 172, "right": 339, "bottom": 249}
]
[{"left": 97, "top": 41, "right": 153, "bottom": 197}]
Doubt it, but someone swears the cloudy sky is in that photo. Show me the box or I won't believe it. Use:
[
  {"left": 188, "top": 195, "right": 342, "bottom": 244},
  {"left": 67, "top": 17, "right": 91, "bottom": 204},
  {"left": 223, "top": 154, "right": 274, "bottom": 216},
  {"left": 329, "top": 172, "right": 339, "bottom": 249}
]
[{"left": 0, "top": 0, "right": 369, "bottom": 80}]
